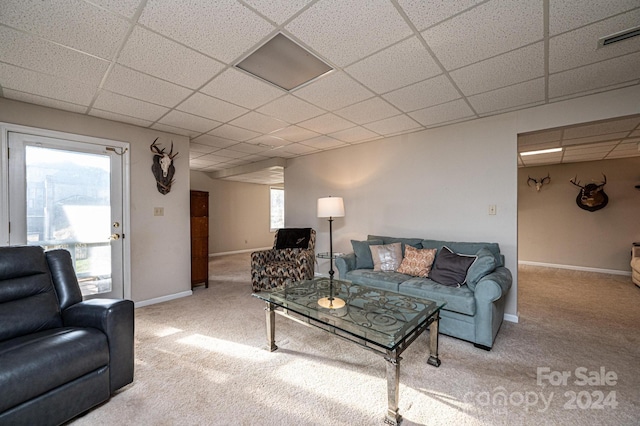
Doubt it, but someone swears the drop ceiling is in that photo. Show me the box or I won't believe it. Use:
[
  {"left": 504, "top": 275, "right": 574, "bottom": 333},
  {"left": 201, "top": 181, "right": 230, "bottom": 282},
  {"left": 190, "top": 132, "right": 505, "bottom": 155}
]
[{"left": 1, "top": 0, "right": 639, "bottom": 184}]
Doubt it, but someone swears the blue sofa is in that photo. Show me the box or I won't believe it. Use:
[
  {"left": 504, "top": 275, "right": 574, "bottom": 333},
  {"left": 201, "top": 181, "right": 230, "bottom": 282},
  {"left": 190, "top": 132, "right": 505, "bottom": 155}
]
[{"left": 335, "top": 235, "right": 512, "bottom": 350}]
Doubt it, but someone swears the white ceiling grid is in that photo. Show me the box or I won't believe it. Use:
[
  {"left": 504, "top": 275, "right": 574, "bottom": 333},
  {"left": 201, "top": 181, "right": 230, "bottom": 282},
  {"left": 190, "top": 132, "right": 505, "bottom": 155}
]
[{"left": 0, "top": 0, "right": 639, "bottom": 183}]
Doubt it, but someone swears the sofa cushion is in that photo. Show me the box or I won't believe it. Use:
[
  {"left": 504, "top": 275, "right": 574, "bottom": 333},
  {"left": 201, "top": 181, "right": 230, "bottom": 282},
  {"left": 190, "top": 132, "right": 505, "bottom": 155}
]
[
  {"left": 368, "top": 235, "right": 422, "bottom": 256},
  {"left": 0, "top": 246, "right": 62, "bottom": 343},
  {"left": 396, "top": 246, "right": 437, "bottom": 277},
  {"left": 421, "top": 240, "right": 503, "bottom": 267},
  {"left": 429, "top": 246, "right": 476, "bottom": 287},
  {"left": 400, "top": 277, "right": 476, "bottom": 316},
  {"left": 370, "top": 243, "right": 403, "bottom": 272},
  {"left": 465, "top": 247, "right": 498, "bottom": 291},
  {"left": 344, "top": 270, "right": 411, "bottom": 293},
  {"left": 0, "top": 327, "right": 109, "bottom": 413},
  {"left": 351, "top": 239, "right": 383, "bottom": 269}
]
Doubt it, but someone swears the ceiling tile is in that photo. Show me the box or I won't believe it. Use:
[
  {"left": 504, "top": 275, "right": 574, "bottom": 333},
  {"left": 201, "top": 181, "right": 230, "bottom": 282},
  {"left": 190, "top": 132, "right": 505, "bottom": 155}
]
[
  {"left": 207, "top": 124, "right": 260, "bottom": 141},
  {"left": 257, "top": 95, "right": 325, "bottom": 124},
  {"left": 549, "top": 0, "right": 640, "bottom": 36},
  {"left": 329, "top": 126, "right": 380, "bottom": 143},
  {"left": 2, "top": 89, "right": 88, "bottom": 114},
  {"left": 629, "top": 130, "right": 640, "bottom": 138},
  {"left": 0, "top": 62, "right": 96, "bottom": 105},
  {"left": 281, "top": 142, "right": 320, "bottom": 155},
  {"left": 229, "top": 111, "right": 288, "bottom": 133},
  {"left": 90, "top": 0, "right": 141, "bottom": 18},
  {"left": 0, "top": 0, "right": 130, "bottom": 58},
  {"left": 345, "top": 36, "right": 441, "bottom": 94},
  {"left": 451, "top": 42, "right": 544, "bottom": 96},
  {"left": 269, "top": 125, "right": 320, "bottom": 142},
  {"left": 564, "top": 140, "right": 618, "bottom": 154},
  {"left": 117, "top": 26, "right": 225, "bottom": 89},
  {"left": 335, "top": 97, "right": 401, "bottom": 125},
  {"left": 151, "top": 123, "right": 202, "bottom": 137},
  {"left": 606, "top": 140, "right": 640, "bottom": 158},
  {"left": 519, "top": 130, "right": 562, "bottom": 146},
  {"left": 409, "top": 99, "right": 475, "bottom": 127},
  {"left": 286, "top": 0, "right": 412, "bottom": 67},
  {"left": 189, "top": 142, "right": 218, "bottom": 154},
  {"left": 224, "top": 142, "right": 269, "bottom": 154},
  {"left": 191, "top": 134, "right": 238, "bottom": 149},
  {"left": 177, "top": 93, "right": 248, "bottom": 122},
  {"left": 92, "top": 90, "right": 169, "bottom": 121},
  {"left": 548, "top": 52, "right": 640, "bottom": 99},
  {"left": 422, "top": 0, "right": 542, "bottom": 70},
  {"left": 549, "top": 9, "right": 640, "bottom": 73},
  {"left": 158, "top": 110, "right": 222, "bottom": 133},
  {"left": 468, "top": 78, "right": 546, "bottom": 115},
  {"left": 0, "top": 26, "right": 109, "bottom": 87},
  {"left": 104, "top": 65, "right": 192, "bottom": 107},
  {"left": 139, "top": 0, "right": 275, "bottom": 63},
  {"left": 197, "top": 153, "right": 234, "bottom": 164},
  {"left": 294, "top": 71, "right": 373, "bottom": 110},
  {"left": 297, "top": 113, "right": 355, "bottom": 134},
  {"left": 211, "top": 148, "right": 250, "bottom": 159},
  {"left": 89, "top": 109, "right": 154, "bottom": 127},
  {"left": 520, "top": 151, "right": 563, "bottom": 166},
  {"left": 398, "top": 0, "right": 485, "bottom": 31},
  {"left": 563, "top": 116, "right": 640, "bottom": 139},
  {"left": 364, "top": 114, "right": 422, "bottom": 135},
  {"left": 200, "top": 68, "right": 284, "bottom": 109},
  {"left": 246, "top": 135, "right": 291, "bottom": 147},
  {"left": 243, "top": 0, "right": 313, "bottom": 24},
  {"left": 562, "top": 132, "right": 629, "bottom": 146},
  {"left": 382, "top": 74, "right": 460, "bottom": 112},
  {"left": 300, "top": 135, "right": 347, "bottom": 150}
]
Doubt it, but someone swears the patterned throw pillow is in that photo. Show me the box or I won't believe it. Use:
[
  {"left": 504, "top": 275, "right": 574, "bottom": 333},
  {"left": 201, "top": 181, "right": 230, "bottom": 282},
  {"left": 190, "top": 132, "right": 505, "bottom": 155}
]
[
  {"left": 397, "top": 246, "right": 437, "bottom": 277},
  {"left": 370, "top": 243, "right": 403, "bottom": 272}
]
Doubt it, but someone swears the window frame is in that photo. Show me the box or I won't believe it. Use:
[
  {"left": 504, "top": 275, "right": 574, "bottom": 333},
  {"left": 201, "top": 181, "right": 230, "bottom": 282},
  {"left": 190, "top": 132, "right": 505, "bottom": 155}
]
[{"left": 269, "top": 186, "right": 284, "bottom": 232}]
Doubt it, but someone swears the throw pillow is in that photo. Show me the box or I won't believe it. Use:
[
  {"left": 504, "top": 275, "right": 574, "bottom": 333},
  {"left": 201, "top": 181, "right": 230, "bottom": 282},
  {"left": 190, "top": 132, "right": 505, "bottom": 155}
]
[
  {"left": 351, "top": 239, "right": 383, "bottom": 269},
  {"left": 396, "top": 246, "right": 437, "bottom": 277},
  {"left": 275, "top": 228, "right": 311, "bottom": 249},
  {"left": 370, "top": 243, "right": 403, "bottom": 272},
  {"left": 429, "top": 246, "right": 477, "bottom": 287},
  {"left": 465, "top": 247, "right": 498, "bottom": 291}
]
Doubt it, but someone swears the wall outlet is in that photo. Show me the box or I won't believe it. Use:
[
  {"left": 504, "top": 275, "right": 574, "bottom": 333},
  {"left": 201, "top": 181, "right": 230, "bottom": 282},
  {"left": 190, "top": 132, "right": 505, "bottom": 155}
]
[
  {"left": 489, "top": 204, "right": 497, "bottom": 215},
  {"left": 153, "top": 207, "right": 164, "bottom": 216}
]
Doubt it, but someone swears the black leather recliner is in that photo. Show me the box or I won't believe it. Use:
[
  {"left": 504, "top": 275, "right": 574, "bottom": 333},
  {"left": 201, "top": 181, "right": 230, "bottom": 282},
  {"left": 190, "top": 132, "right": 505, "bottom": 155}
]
[{"left": 0, "top": 246, "right": 134, "bottom": 425}]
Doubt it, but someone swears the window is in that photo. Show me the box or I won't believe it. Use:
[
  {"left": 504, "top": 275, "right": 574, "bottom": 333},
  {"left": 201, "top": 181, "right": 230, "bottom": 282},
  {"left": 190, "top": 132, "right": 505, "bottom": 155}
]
[{"left": 270, "top": 187, "right": 284, "bottom": 231}]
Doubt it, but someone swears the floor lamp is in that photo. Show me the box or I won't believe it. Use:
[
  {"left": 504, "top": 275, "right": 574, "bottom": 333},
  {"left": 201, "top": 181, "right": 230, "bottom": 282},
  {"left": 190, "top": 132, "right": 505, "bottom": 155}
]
[{"left": 317, "top": 196, "right": 345, "bottom": 309}]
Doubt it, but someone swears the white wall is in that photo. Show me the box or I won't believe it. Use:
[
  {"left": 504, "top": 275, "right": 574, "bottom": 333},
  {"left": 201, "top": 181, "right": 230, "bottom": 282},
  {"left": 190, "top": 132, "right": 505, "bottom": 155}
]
[
  {"left": 519, "top": 157, "right": 640, "bottom": 272},
  {"left": 285, "top": 85, "right": 640, "bottom": 321},
  {"left": 0, "top": 98, "right": 191, "bottom": 304},
  {"left": 190, "top": 170, "right": 274, "bottom": 254}
]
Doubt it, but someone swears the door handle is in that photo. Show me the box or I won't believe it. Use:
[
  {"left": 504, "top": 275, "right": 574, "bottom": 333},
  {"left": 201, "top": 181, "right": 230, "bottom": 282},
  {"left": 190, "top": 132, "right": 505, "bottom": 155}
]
[{"left": 109, "top": 233, "right": 121, "bottom": 240}]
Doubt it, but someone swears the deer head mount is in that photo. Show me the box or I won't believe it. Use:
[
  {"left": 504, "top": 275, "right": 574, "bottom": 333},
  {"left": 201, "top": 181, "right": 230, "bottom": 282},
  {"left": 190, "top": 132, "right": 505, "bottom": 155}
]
[
  {"left": 570, "top": 173, "right": 608, "bottom": 212},
  {"left": 527, "top": 174, "right": 550, "bottom": 192},
  {"left": 150, "top": 138, "right": 178, "bottom": 195}
]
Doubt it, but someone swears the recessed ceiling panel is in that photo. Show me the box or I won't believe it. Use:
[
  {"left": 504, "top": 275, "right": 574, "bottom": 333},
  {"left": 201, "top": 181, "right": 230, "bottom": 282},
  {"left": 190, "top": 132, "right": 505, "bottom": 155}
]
[{"left": 236, "top": 33, "right": 332, "bottom": 91}]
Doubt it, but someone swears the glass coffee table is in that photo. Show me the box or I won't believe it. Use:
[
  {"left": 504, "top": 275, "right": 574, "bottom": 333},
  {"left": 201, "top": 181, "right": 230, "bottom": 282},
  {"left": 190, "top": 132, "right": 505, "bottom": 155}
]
[{"left": 252, "top": 277, "right": 445, "bottom": 425}]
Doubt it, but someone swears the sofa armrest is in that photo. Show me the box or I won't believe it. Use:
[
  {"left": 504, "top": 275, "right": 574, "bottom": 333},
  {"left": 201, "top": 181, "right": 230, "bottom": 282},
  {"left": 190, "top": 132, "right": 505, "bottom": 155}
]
[
  {"left": 474, "top": 266, "right": 512, "bottom": 302},
  {"left": 63, "top": 299, "right": 134, "bottom": 393},
  {"left": 335, "top": 253, "right": 356, "bottom": 279}
]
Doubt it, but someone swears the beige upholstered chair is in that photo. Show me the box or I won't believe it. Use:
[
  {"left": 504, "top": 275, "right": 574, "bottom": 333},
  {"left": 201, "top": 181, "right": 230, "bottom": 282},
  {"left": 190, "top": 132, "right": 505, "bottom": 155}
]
[{"left": 251, "top": 228, "right": 316, "bottom": 292}]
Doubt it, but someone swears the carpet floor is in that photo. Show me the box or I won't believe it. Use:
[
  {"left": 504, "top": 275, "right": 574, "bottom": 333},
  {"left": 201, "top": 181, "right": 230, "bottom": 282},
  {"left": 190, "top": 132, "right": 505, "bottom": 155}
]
[{"left": 72, "top": 254, "right": 640, "bottom": 425}]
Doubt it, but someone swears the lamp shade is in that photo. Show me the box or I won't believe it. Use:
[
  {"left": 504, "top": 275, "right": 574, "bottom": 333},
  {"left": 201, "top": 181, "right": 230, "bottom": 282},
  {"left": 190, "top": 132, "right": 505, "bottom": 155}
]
[{"left": 317, "top": 197, "right": 345, "bottom": 218}]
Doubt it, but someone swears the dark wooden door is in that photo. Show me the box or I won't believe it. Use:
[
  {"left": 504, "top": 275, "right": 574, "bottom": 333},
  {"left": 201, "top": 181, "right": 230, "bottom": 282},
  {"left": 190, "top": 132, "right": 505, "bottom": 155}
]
[{"left": 190, "top": 190, "right": 209, "bottom": 288}]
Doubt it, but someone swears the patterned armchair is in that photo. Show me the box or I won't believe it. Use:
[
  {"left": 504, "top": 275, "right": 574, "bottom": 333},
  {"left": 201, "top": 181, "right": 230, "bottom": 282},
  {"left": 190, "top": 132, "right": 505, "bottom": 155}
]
[{"left": 251, "top": 228, "right": 316, "bottom": 292}]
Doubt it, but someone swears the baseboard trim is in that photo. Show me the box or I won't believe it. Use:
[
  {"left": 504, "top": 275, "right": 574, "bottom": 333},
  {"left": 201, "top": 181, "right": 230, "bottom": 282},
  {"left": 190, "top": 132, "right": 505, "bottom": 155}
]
[
  {"left": 503, "top": 313, "right": 519, "bottom": 323},
  {"left": 518, "top": 260, "right": 631, "bottom": 276},
  {"left": 135, "top": 290, "right": 192, "bottom": 308},
  {"left": 210, "top": 247, "right": 271, "bottom": 257}
]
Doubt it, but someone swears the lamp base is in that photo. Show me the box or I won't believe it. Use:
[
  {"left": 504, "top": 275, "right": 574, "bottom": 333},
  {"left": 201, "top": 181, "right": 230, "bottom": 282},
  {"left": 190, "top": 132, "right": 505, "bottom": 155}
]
[{"left": 318, "top": 297, "right": 346, "bottom": 309}]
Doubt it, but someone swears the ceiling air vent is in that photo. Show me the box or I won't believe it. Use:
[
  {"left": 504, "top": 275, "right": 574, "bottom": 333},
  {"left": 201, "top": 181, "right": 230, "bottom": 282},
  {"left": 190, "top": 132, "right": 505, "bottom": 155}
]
[{"left": 597, "top": 25, "right": 640, "bottom": 48}]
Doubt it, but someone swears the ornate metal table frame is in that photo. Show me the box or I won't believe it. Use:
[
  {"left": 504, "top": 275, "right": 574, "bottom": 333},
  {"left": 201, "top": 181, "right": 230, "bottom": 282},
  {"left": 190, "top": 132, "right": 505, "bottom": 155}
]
[{"left": 254, "top": 278, "right": 444, "bottom": 425}]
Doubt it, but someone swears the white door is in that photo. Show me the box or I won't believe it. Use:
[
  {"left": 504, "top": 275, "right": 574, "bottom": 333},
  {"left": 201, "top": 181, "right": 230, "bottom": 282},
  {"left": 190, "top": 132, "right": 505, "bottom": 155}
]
[{"left": 8, "top": 132, "right": 125, "bottom": 299}]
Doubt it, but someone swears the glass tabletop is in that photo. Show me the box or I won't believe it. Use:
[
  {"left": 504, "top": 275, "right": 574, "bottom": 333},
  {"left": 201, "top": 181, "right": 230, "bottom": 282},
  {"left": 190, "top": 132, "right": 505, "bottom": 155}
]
[{"left": 253, "top": 278, "right": 445, "bottom": 350}]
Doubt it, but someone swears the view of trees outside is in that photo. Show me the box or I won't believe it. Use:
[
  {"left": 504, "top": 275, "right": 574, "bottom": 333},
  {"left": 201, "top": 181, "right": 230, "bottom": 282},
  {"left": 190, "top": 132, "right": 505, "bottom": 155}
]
[{"left": 270, "top": 187, "right": 284, "bottom": 230}]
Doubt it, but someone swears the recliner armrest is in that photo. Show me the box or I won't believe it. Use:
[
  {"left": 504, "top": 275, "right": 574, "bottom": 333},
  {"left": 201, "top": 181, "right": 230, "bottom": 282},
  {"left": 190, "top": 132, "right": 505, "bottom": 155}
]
[
  {"left": 474, "top": 267, "right": 512, "bottom": 302},
  {"left": 335, "top": 253, "right": 356, "bottom": 279},
  {"left": 63, "top": 299, "right": 134, "bottom": 393}
]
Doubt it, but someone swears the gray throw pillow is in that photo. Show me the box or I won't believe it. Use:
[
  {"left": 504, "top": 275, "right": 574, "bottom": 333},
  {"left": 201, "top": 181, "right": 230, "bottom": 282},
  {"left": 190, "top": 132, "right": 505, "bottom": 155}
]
[
  {"left": 465, "top": 247, "right": 497, "bottom": 291},
  {"left": 351, "top": 239, "right": 383, "bottom": 269},
  {"left": 429, "top": 246, "right": 476, "bottom": 287}
]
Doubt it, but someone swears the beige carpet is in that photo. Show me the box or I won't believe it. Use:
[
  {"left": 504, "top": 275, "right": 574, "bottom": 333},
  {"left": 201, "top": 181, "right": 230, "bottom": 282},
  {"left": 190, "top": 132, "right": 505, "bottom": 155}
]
[{"left": 72, "top": 255, "right": 640, "bottom": 425}]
